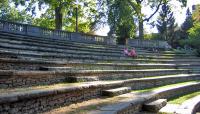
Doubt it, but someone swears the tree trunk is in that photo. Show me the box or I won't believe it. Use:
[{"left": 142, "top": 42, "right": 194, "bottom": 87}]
[
  {"left": 138, "top": 2, "right": 144, "bottom": 40},
  {"left": 55, "top": 7, "right": 63, "bottom": 30},
  {"left": 118, "top": 37, "right": 127, "bottom": 45},
  {"left": 138, "top": 19, "right": 144, "bottom": 39}
]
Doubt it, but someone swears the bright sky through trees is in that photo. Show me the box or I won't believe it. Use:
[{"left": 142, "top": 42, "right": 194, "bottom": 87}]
[{"left": 96, "top": 0, "right": 200, "bottom": 36}]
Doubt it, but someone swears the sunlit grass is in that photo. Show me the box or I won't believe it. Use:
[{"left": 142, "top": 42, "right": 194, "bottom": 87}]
[
  {"left": 133, "top": 81, "right": 200, "bottom": 93},
  {"left": 0, "top": 82, "right": 81, "bottom": 94},
  {"left": 169, "top": 91, "right": 200, "bottom": 104}
]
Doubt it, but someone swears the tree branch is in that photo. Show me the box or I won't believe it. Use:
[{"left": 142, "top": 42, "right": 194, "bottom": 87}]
[
  {"left": 127, "top": 0, "right": 140, "bottom": 15},
  {"left": 143, "top": 0, "right": 163, "bottom": 22}
]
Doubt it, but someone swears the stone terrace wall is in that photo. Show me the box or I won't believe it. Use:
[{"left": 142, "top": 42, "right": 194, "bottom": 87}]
[
  {"left": 128, "top": 39, "right": 172, "bottom": 50},
  {"left": 117, "top": 83, "right": 200, "bottom": 114},
  {"left": 0, "top": 70, "right": 190, "bottom": 89},
  {"left": 1, "top": 81, "right": 200, "bottom": 114},
  {"left": 124, "top": 75, "right": 200, "bottom": 90},
  {"left": 0, "top": 71, "right": 66, "bottom": 88},
  {"left": 0, "top": 20, "right": 116, "bottom": 45},
  {"left": 0, "top": 81, "right": 200, "bottom": 114},
  {"left": 0, "top": 88, "right": 102, "bottom": 114}
]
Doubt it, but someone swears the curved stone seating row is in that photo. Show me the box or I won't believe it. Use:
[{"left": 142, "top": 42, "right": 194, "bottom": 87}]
[
  {"left": 0, "top": 69, "right": 190, "bottom": 88},
  {"left": 175, "top": 95, "right": 200, "bottom": 114},
  {"left": 0, "top": 37, "right": 196, "bottom": 60},
  {"left": 0, "top": 32, "right": 123, "bottom": 52},
  {"left": 1, "top": 49, "right": 200, "bottom": 66},
  {"left": 88, "top": 82, "right": 200, "bottom": 114},
  {"left": 0, "top": 32, "right": 194, "bottom": 57},
  {"left": 1, "top": 32, "right": 186, "bottom": 55},
  {"left": 1, "top": 32, "right": 193, "bottom": 55},
  {"left": 0, "top": 38, "right": 122, "bottom": 56},
  {"left": 0, "top": 77, "right": 200, "bottom": 114},
  {"left": 1, "top": 58, "right": 200, "bottom": 71},
  {"left": 0, "top": 31, "right": 200, "bottom": 114}
]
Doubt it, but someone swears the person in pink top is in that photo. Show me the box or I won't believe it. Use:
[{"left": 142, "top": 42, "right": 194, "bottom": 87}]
[{"left": 128, "top": 48, "right": 137, "bottom": 57}]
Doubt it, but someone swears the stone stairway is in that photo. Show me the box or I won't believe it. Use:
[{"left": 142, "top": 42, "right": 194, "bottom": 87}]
[{"left": 0, "top": 32, "right": 200, "bottom": 114}]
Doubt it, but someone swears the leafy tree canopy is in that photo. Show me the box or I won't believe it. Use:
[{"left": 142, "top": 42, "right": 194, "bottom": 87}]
[
  {"left": 11, "top": 0, "right": 101, "bottom": 33},
  {"left": 107, "top": 0, "right": 136, "bottom": 44},
  {"left": 122, "top": 0, "right": 187, "bottom": 39},
  {"left": 0, "top": 0, "right": 32, "bottom": 23}
]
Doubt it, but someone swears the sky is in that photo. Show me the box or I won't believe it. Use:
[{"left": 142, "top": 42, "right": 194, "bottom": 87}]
[{"left": 95, "top": 0, "right": 200, "bottom": 36}]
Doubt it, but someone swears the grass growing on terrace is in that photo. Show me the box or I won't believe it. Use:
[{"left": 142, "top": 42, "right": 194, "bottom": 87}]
[
  {"left": 44, "top": 96, "right": 126, "bottom": 114},
  {"left": 133, "top": 81, "right": 200, "bottom": 93},
  {"left": 169, "top": 91, "right": 200, "bottom": 104},
  {"left": 0, "top": 82, "right": 82, "bottom": 94}
]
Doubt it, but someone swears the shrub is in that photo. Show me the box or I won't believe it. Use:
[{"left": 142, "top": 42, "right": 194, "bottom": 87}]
[{"left": 179, "top": 22, "right": 200, "bottom": 55}]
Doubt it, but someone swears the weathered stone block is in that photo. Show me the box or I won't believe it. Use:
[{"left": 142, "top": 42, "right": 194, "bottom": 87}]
[
  {"left": 143, "top": 99, "right": 167, "bottom": 112},
  {"left": 102, "top": 87, "right": 131, "bottom": 97}
]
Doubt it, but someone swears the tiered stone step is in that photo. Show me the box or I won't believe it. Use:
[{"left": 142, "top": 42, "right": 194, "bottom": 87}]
[
  {"left": 0, "top": 41, "right": 197, "bottom": 61},
  {"left": 42, "top": 83, "right": 199, "bottom": 114},
  {"left": 0, "top": 32, "right": 184, "bottom": 54},
  {"left": 86, "top": 82, "right": 200, "bottom": 114},
  {"left": 0, "top": 69, "right": 192, "bottom": 88},
  {"left": 0, "top": 31, "right": 200, "bottom": 114},
  {"left": 175, "top": 95, "right": 200, "bottom": 114},
  {"left": 0, "top": 32, "right": 193, "bottom": 55},
  {"left": 102, "top": 87, "right": 132, "bottom": 97},
  {"left": 1, "top": 37, "right": 196, "bottom": 58},
  {"left": 1, "top": 80, "right": 200, "bottom": 114},
  {"left": 0, "top": 68, "right": 199, "bottom": 89},
  {"left": 1, "top": 57, "right": 200, "bottom": 71},
  {"left": 39, "top": 66, "right": 73, "bottom": 71},
  {"left": 0, "top": 32, "right": 122, "bottom": 51},
  {"left": 160, "top": 94, "right": 200, "bottom": 114},
  {"left": 68, "top": 69, "right": 190, "bottom": 81},
  {"left": 0, "top": 32, "right": 196, "bottom": 58},
  {"left": 1, "top": 49, "right": 200, "bottom": 65},
  {"left": 142, "top": 99, "right": 167, "bottom": 113},
  {"left": 40, "top": 64, "right": 200, "bottom": 71}
]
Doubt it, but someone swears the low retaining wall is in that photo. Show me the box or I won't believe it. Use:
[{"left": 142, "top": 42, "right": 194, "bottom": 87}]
[
  {"left": 0, "top": 76, "right": 200, "bottom": 113},
  {"left": 0, "top": 82, "right": 122, "bottom": 114},
  {"left": 0, "top": 71, "right": 67, "bottom": 88},
  {"left": 0, "top": 88, "right": 102, "bottom": 114},
  {"left": 128, "top": 39, "right": 172, "bottom": 50},
  {"left": 97, "top": 69, "right": 188, "bottom": 80},
  {"left": 175, "top": 95, "right": 200, "bottom": 114},
  {"left": 124, "top": 75, "right": 200, "bottom": 90},
  {"left": 118, "top": 83, "right": 200, "bottom": 114},
  {"left": 0, "top": 20, "right": 116, "bottom": 45},
  {"left": 0, "top": 69, "right": 189, "bottom": 88}
]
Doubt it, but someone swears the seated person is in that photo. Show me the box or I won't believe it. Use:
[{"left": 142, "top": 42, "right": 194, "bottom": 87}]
[
  {"left": 123, "top": 48, "right": 129, "bottom": 56},
  {"left": 128, "top": 48, "right": 137, "bottom": 57}
]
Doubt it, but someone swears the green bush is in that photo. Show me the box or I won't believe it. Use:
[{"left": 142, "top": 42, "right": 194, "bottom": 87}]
[
  {"left": 179, "top": 22, "right": 200, "bottom": 55},
  {"left": 144, "top": 33, "right": 160, "bottom": 40}
]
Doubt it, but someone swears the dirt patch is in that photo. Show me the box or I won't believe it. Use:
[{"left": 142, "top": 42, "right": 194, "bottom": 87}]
[{"left": 43, "top": 96, "right": 125, "bottom": 114}]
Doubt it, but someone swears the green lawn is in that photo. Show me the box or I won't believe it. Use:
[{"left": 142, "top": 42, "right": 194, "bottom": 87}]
[{"left": 169, "top": 91, "right": 200, "bottom": 104}]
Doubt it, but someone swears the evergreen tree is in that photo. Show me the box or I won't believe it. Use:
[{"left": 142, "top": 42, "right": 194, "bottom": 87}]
[
  {"left": 181, "top": 8, "right": 193, "bottom": 39},
  {"left": 182, "top": 8, "right": 193, "bottom": 31},
  {"left": 156, "top": 4, "right": 177, "bottom": 46}
]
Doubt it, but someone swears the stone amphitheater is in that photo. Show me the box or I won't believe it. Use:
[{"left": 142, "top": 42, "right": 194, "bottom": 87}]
[{"left": 0, "top": 21, "right": 200, "bottom": 114}]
